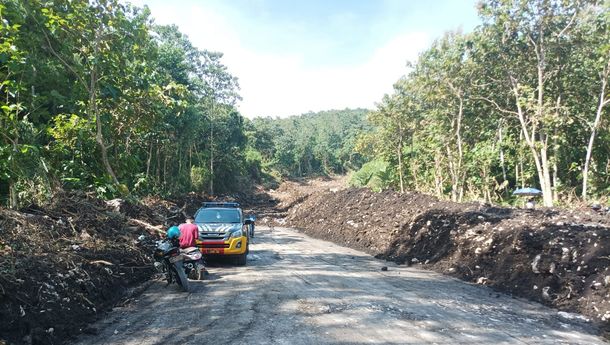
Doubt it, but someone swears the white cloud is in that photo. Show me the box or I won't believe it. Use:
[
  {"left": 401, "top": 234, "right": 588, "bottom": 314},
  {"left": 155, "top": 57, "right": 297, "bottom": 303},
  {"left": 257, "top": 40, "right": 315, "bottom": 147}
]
[{"left": 130, "top": 1, "right": 431, "bottom": 118}]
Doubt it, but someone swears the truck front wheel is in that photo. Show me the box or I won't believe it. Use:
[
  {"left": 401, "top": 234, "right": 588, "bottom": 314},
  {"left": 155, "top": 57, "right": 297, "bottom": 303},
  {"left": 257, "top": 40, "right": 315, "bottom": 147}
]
[{"left": 234, "top": 253, "right": 247, "bottom": 266}]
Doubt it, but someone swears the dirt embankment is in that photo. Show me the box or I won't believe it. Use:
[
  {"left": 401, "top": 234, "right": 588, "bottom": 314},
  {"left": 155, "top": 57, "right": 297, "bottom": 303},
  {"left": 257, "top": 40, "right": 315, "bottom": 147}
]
[
  {"left": 0, "top": 188, "right": 270, "bottom": 345},
  {"left": 281, "top": 184, "right": 610, "bottom": 330},
  {"left": 0, "top": 192, "right": 204, "bottom": 345}
]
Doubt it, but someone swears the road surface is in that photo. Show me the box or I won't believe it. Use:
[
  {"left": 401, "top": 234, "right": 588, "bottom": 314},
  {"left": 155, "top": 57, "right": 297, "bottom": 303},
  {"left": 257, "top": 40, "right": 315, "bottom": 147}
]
[{"left": 73, "top": 226, "right": 608, "bottom": 345}]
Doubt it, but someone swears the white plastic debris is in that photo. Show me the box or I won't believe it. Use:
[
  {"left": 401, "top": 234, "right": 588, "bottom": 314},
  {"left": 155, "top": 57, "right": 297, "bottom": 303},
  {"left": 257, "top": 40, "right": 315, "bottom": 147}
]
[
  {"left": 558, "top": 311, "right": 589, "bottom": 322},
  {"left": 531, "top": 254, "right": 541, "bottom": 273},
  {"left": 561, "top": 247, "right": 570, "bottom": 262},
  {"left": 542, "top": 286, "right": 551, "bottom": 300},
  {"left": 477, "top": 277, "right": 488, "bottom": 285}
]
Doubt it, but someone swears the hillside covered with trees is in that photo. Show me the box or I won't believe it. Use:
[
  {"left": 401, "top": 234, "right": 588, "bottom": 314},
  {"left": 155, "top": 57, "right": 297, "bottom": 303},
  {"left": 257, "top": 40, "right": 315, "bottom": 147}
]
[
  {"left": 353, "top": 0, "right": 610, "bottom": 206},
  {"left": 247, "top": 108, "right": 370, "bottom": 180},
  {"left": 0, "top": 0, "right": 371, "bottom": 208},
  {"left": 1, "top": 0, "right": 609, "bottom": 208},
  {"left": 0, "top": 0, "right": 250, "bottom": 207}
]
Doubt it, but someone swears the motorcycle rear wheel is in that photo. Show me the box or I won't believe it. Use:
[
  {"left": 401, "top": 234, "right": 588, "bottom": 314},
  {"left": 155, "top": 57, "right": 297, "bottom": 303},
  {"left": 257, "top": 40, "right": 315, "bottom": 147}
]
[{"left": 172, "top": 262, "right": 190, "bottom": 292}]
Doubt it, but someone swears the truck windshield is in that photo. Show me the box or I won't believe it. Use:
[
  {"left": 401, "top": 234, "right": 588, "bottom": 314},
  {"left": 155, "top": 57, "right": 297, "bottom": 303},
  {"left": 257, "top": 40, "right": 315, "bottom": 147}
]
[{"left": 196, "top": 209, "right": 240, "bottom": 223}]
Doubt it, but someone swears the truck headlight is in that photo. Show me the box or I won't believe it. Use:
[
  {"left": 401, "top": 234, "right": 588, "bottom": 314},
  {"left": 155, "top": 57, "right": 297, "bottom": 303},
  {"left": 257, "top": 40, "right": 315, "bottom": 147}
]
[{"left": 229, "top": 230, "right": 243, "bottom": 239}]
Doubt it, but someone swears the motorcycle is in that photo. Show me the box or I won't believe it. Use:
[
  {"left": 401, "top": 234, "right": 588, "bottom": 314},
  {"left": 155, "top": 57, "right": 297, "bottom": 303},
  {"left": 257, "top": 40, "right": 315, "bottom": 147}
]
[{"left": 153, "top": 237, "right": 206, "bottom": 292}]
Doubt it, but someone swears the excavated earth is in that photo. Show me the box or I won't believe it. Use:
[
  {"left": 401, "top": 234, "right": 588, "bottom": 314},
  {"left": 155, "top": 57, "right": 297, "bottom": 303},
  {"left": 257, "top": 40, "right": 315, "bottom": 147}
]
[
  {"left": 0, "top": 188, "right": 267, "bottom": 345},
  {"left": 280, "top": 182, "right": 610, "bottom": 335},
  {"left": 0, "top": 191, "right": 210, "bottom": 345},
  {"left": 2, "top": 179, "right": 610, "bottom": 343}
]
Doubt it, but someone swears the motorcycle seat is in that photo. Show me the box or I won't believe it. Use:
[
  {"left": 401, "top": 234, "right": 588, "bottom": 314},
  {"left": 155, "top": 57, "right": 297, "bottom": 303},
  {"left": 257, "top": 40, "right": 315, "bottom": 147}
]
[
  {"left": 180, "top": 247, "right": 203, "bottom": 261},
  {"left": 180, "top": 247, "right": 199, "bottom": 254}
]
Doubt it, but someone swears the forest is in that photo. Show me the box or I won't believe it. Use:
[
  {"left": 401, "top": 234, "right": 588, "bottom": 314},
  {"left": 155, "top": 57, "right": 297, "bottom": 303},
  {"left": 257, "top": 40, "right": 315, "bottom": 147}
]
[
  {"left": 247, "top": 108, "right": 370, "bottom": 180},
  {"left": 0, "top": 0, "right": 249, "bottom": 207},
  {"left": 352, "top": 0, "right": 610, "bottom": 206},
  {"left": 1, "top": 0, "right": 609, "bottom": 208},
  {"left": 0, "top": 0, "right": 368, "bottom": 207}
]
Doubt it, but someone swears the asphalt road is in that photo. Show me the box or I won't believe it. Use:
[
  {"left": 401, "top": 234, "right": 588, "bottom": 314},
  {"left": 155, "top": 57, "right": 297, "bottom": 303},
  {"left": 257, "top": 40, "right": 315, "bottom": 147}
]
[{"left": 73, "top": 226, "right": 608, "bottom": 345}]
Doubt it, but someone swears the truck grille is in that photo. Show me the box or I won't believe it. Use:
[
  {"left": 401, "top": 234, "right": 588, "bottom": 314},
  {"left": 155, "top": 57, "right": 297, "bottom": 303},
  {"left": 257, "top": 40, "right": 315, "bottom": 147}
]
[
  {"left": 202, "top": 243, "right": 230, "bottom": 248},
  {"left": 200, "top": 232, "right": 225, "bottom": 240}
]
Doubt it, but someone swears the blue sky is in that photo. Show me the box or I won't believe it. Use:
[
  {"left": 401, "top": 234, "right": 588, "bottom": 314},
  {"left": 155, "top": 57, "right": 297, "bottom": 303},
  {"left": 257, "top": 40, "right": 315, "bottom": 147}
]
[{"left": 129, "top": 0, "right": 481, "bottom": 117}]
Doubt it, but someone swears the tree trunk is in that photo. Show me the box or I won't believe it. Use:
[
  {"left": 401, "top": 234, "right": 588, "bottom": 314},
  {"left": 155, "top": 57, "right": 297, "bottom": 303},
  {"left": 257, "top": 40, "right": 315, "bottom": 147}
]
[
  {"left": 482, "top": 165, "right": 490, "bottom": 203},
  {"left": 209, "top": 113, "right": 214, "bottom": 196},
  {"left": 539, "top": 134, "right": 554, "bottom": 206},
  {"left": 447, "top": 146, "right": 457, "bottom": 201},
  {"left": 455, "top": 97, "right": 464, "bottom": 202},
  {"left": 156, "top": 145, "right": 161, "bottom": 184},
  {"left": 434, "top": 152, "right": 443, "bottom": 197},
  {"left": 511, "top": 78, "right": 553, "bottom": 207},
  {"left": 397, "top": 123, "right": 404, "bottom": 193},
  {"left": 9, "top": 182, "right": 17, "bottom": 209},
  {"left": 163, "top": 153, "right": 168, "bottom": 187},
  {"left": 189, "top": 144, "right": 193, "bottom": 171},
  {"left": 90, "top": 31, "right": 119, "bottom": 185},
  {"left": 583, "top": 61, "right": 609, "bottom": 200},
  {"left": 146, "top": 139, "right": 153, "bottom": 178},
  {"left": 298, "top": 160, "right": 302, "bottom": 177},
  {"left": 499, "top": 125, "right": 507, "bottom": 182}
]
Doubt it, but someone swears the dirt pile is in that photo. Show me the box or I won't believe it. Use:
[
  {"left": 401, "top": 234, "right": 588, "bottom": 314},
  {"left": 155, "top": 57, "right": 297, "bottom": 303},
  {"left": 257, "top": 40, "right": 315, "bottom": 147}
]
[
  {"left": 0, "top": 192, "right": 181, "bottom": 345},
  {"left": 0, "top": 186, "right": 291, "bottom": 345},
  {"left": 283, "top": 186, "right": 610, "bottom": 330}
]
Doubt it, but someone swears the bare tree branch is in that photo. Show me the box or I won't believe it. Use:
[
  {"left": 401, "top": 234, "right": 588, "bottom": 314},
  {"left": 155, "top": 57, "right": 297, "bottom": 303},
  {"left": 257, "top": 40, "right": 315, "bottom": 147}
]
[
  {"left": 32, "top": 16, "right": 90, "bottom": 93},
  {"left": 472, "top": 96, "right": 518, "bottom": 115}
]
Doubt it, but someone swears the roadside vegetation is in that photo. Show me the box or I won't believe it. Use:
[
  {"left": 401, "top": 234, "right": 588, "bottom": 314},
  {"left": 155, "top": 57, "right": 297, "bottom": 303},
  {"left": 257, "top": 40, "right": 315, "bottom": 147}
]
[
  {"left": 0, "top": 0, "right": 370, "bottom": 208},
  {"left": 352, "top": 0, "right": 610, "bottom": 207},
  {"left": 3, "top": 1, "right": 608, "bottom": 209},
  {"left": 0, "top": 0, "right": 247, "bottom": 207},
  {"left": 1, "top": 1, "right": 610, "bottom": 342}
]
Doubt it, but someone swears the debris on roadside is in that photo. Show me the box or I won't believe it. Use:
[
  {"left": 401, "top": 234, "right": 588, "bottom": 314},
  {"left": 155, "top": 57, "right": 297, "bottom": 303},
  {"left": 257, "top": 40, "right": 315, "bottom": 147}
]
[{"left": 0, "top": 191, "right": 182, "bottom": 345}]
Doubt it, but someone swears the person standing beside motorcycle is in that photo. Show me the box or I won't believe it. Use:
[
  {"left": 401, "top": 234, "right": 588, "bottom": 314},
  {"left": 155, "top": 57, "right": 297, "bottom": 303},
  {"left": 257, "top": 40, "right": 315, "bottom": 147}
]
[
  {"left": 178, "top": 218, "right": 198, "bottom": 249},
  {"left": 178, "top": 218, "right": 209, "bottom": 277}
]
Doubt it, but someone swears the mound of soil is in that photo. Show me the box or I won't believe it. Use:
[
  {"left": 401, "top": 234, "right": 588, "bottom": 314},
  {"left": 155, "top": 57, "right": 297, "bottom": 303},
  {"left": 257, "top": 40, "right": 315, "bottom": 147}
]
[
  {"left": 0, "top": 186, "right": 279, "bottom": 345},
  {"left": 0, "top": 192, "right": 179, "bottom": 345},
  {"left": 284, "top": 186, "right": 610, "bottom": 330},
  {"left": 272, "top": 177, "right": 347, "bottom": 212}
]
